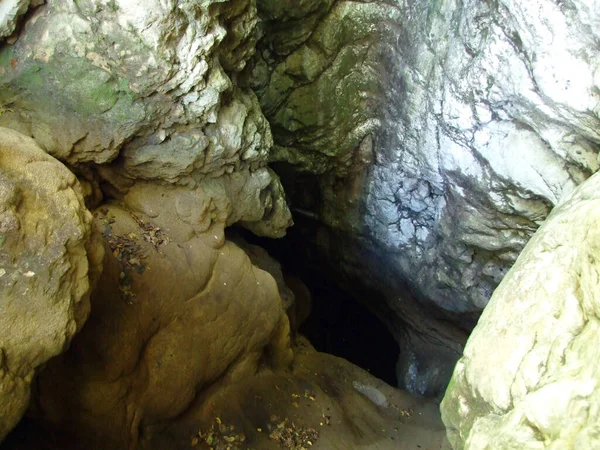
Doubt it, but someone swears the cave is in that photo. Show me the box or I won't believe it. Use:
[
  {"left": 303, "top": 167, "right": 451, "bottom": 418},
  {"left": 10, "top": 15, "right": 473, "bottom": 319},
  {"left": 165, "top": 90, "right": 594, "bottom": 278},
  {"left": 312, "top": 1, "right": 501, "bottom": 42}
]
[
  {"left": 296, "top": 272, "right": 400, "bottom": 387},
  {"left": 235, "top": 226, "right": 401, "bottom": 387},
  {"left": 1, "top": 0, "right": 599, "bottom": 449}
]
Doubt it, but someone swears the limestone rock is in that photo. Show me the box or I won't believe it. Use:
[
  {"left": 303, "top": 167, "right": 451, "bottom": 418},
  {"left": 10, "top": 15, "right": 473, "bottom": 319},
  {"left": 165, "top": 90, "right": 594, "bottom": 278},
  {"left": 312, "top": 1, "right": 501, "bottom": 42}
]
[
  {"left": 0, "top": 0, "right": 259, "bottom": 165},
  {"left": 0, "top": 0, "right": 43, "bottom": 40},
  {"left": 251, "top": 0, "right": 600, "bottom": 394},
  {"left": 122, "top": 167, "right": 292, "bottom": 240},
  {"left": 441, "top": 171, "right": 600, "bottom": 449},
  {"left": 32, "top": 198, "right": 293, "bottom": 449},
  {"left": 0, "top": 0, "right": 288, "bottom": 229},
  {"left": 230, "top": 234, "right": 296, "bottom": 311},
  {"left": 0, "top": 0, "right": 292, "bottom": 237},
  {"left": 0, "top": 127, "right": 103, "bottom": 441}
]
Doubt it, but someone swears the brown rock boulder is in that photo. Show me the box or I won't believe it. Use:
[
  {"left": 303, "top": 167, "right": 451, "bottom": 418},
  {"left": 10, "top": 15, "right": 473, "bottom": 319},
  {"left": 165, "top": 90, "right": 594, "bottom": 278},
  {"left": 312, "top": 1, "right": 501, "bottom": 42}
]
[
  {"left": 33, "top": 200, "right": 293, "bottom": 449},
  {"left": 0, "top": 127, "right": 103, "bottom": 441}
]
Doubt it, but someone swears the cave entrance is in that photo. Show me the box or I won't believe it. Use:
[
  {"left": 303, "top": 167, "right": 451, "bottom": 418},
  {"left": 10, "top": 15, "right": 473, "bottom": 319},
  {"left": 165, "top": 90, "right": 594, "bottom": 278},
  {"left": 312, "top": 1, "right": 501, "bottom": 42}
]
[
  {"left": 294, "top": 265, "right": 400, "bottom": 386},
  {"left": 235, "top": 225, "right": 400, "bottom": 387}
]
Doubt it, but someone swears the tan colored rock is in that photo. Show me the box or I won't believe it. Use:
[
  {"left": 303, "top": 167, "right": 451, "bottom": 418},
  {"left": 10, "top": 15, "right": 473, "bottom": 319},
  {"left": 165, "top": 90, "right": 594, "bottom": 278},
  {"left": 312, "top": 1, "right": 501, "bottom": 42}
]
[
  {"left": 141, "top": 337, "right": 449, "bottom": 450},
  {"left": 0, "top": 127, "right": 103, "bottom": 441},
  {"left": 33, "top": 200, "right": 293, "bottom": 449},
  {"left": 122, "top": 168, "right": 292, "bottom": 240},
  {"left": 18, "top": 338, "right": 450, "bottom": 450},
  {"left": 0, "top": 177, "right": 449, "bottom": 449},
  {"left": 441, "top": 171, "right": 600, "bottom": 449}
]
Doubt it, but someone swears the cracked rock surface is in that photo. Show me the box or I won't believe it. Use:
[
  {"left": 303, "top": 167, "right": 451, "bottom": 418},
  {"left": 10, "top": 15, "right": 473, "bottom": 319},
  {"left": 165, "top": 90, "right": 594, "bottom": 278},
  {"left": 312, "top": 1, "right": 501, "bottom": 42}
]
[
  {"left": 250, "top": 0, "right": 600, "bottom": 394},
  {"left": 0, "top": 127, "right": 103, "bottom": 441},
  {"left": 441, "top": 170, "right": 600, "bottom": 450},
  {"left": 0, "top": 0, "right": 291, "bottom": 237}
]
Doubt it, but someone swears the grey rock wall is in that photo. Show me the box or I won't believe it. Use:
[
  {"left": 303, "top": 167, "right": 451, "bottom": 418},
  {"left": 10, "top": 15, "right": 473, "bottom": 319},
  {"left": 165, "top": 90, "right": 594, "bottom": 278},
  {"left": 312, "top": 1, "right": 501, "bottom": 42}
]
[{"left": 252, "top": 0, "right": 600, "bottom": 394}]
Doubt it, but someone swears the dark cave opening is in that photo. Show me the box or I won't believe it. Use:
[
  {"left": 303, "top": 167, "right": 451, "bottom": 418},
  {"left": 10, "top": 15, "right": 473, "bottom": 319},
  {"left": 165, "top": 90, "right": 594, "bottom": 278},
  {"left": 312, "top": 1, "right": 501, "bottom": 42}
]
[
  {"left": 296, "top": 266, "right": 400, "bottom": 387},
  {"left": 234, "top": 225, "right": 400, "bottom": 387}
]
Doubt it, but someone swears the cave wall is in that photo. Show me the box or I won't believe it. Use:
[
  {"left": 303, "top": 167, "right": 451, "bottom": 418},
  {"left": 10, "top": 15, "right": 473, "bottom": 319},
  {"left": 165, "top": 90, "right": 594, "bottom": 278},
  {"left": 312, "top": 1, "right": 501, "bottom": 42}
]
[
  {"left": 0, "top": 0, "right": 599, "bottom": 418},
  {"left": 0, "top": 0, "right": 291, "bottom": 237},
  {"left": 0, "top": 1, "right": 452, "bottom": 447},
  {"left": 248, "top": 0, "right": 600, "bottom": 394}
]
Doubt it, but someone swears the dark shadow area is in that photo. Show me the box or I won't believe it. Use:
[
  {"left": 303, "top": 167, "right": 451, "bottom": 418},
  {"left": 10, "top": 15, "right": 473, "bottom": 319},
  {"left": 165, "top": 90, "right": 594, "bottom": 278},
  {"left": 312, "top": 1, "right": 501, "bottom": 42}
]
[
  {"left": 233, "top": 225, "right": 400, "bottom": 387},
  {"left": 296, "top": 266, "right": 400, "bottom": 386},
  {"left": 0, "top": 418, "right": 75, "bottom": 450}
]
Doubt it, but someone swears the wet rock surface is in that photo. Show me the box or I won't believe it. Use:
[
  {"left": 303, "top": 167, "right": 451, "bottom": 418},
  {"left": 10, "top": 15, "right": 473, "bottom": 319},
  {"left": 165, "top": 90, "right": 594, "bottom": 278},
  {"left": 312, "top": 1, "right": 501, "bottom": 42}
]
[
  {"left": 0, "top": 127, "right": 103, "bottom": 441},
  {"left": 441, "top": 171, "right": 600, "bottom": 449}
]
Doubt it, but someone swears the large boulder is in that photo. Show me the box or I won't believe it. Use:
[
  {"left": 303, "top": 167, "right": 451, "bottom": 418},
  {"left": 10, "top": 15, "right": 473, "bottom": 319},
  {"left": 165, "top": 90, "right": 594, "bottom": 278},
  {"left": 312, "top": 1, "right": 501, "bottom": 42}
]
[
  {"left": 441, "top": 171, "right": 600, "bottom": 449},
  {"left": 0, "top": 127, "right": 103, "bottom": 441},
  {"left": 248, "top": 0, "right": 600, "bottom": 394},
  {"left": 31, "top": 188, "right": 294, "bottom": 449}
]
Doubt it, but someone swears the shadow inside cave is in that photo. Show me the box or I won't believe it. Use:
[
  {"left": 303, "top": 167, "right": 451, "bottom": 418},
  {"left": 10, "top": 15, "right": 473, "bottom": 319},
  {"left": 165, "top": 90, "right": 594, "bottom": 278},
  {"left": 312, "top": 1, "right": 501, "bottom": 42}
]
[{"left": 232, "top": 226, "right": 400, "bottom": 387}]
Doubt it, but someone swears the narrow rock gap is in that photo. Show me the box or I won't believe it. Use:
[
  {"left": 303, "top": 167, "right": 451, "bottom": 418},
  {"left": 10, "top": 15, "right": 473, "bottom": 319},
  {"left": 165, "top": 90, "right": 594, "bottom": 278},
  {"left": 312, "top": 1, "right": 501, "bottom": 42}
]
[{"left": 233, "top": 225, "right": 400, "bottom": 387}]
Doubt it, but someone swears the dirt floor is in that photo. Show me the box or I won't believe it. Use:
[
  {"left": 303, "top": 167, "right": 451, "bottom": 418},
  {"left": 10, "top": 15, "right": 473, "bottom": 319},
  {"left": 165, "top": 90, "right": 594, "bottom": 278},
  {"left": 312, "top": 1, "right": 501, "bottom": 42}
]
[
  {"left": 2, "top": 338, "right": 450, "bottom": 450},
  {"left": 141, "top": 338, "right": 450, "bottom": 450}
]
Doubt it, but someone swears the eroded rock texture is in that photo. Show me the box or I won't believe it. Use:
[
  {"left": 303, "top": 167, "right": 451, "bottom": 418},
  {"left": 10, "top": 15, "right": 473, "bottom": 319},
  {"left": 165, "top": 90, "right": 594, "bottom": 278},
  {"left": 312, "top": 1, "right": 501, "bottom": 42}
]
[
  {"left": 32, "top": 195, "right": 293, "bottom": 449},
  {"left": 0, "top": 127, "right": 103, "bottom": 441},
  {"left": 441, "top": 171, "right": 600, "bottom": 450},
  {"left": 0, "top": 0, "right": 291, "bottom": 236},
  {"left": 0, "top": 0, "right": 296, "bottom": 442},
  {"left": 249, "top": 0, "right": 600, "bottom": 394},
  {"left": 1, "top": 0, "right": 598, "bottom": 435},
  {"left": 25, "top": 191, "right": 448, "bottom": 450}
]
